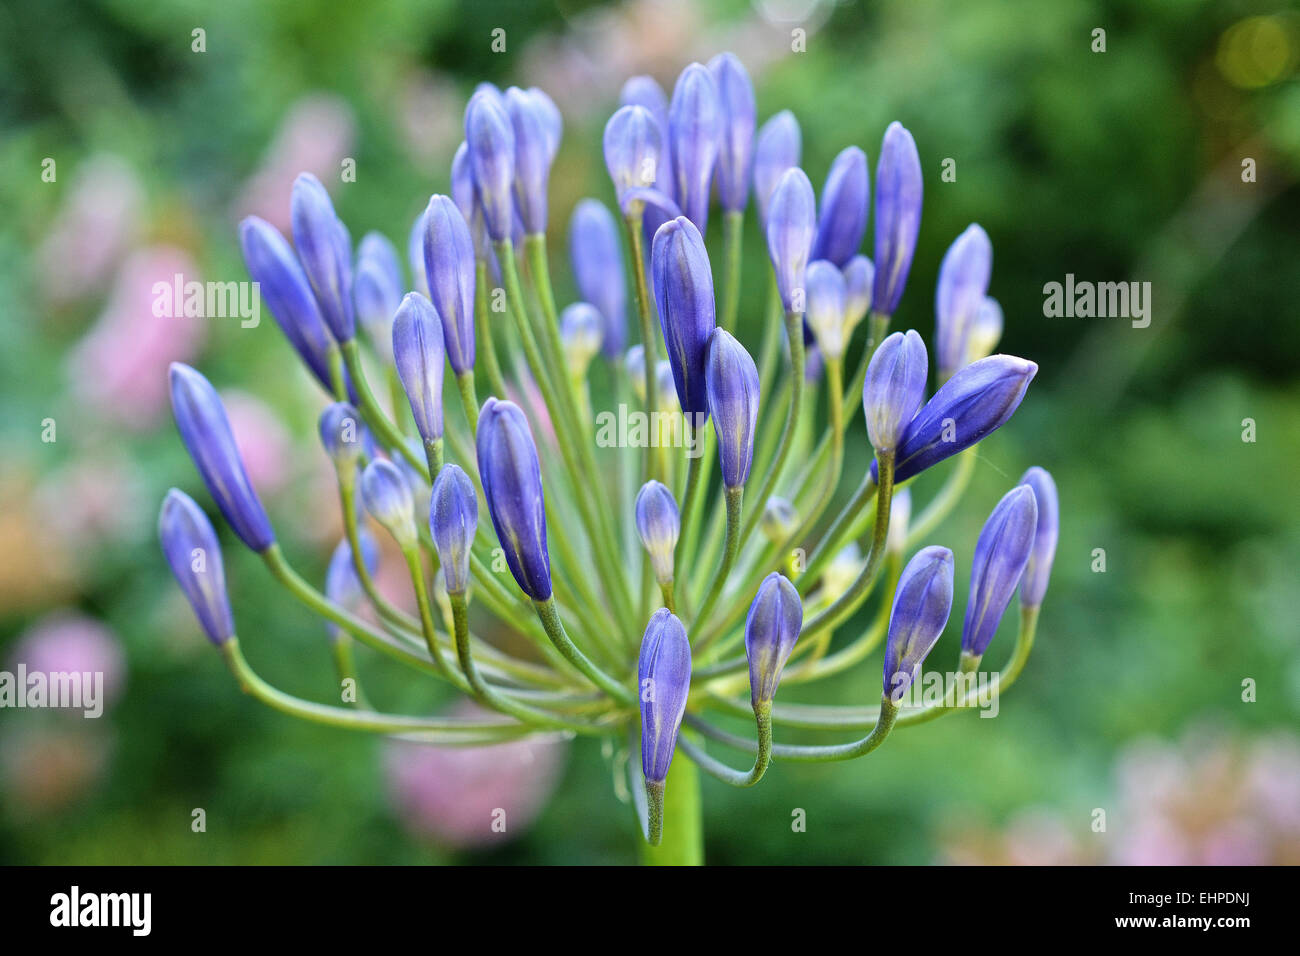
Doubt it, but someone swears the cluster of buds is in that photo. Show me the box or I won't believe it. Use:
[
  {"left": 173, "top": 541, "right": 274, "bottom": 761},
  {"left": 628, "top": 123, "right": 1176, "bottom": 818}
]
[{"left": 159, "top": 55, "right": 1059, "bottom": 856}]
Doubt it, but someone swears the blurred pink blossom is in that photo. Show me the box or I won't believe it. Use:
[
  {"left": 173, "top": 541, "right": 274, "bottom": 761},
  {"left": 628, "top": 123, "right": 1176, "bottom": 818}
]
[
  {"left": 36, "top": 452, "right": 144, "bottom": 554},
  {"left": 8, "top": 611, "right": 127, "bottom": 711},
  {"left": 218, "top": 389, "right": 293, "bottom": 493}
]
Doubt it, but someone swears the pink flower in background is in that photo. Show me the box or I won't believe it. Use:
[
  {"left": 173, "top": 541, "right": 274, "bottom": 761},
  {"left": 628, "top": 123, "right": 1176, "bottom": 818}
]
[
  {"left": 384, "top": 706, "right": 566, "bottom": 849},
  {"left": 8, "top": 612, "right": 127, "bottom": 710},
  {"left": 218, "top": 389, "right": 293, "bottom": 493},
  {"left": 36, "top": 154, "right": 143, "bottom": 307},
  {"left": 36, "top": 452, "right": 144, "bottom": 554},
  {"left": 396, "top": 70, "right": 463, "bottom": 164},
  {"left": 67, "top": 246, "right": 206, "bottom": 430}
]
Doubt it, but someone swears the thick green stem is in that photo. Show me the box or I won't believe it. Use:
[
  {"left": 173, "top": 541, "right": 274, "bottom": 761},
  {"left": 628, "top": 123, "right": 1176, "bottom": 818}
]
[{"left": 639, "top": 752, "right": 703, "bottom": 865}]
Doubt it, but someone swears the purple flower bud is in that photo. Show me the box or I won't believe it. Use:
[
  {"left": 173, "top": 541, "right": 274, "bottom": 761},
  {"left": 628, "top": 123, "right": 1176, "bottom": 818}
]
[
  {"left": 353, "top": 232, "right": 402, "bottom": 364},
  {"left": 239, "top": 216, "right": 337, "bottom": 394},
  {"left": 765, "top": 167, "right": 816, "bottom": 315},
  {"left": 874, "top": 354, "right": 1038, "bottom": 484},
  {"left": 863, "top": 330, "right": 928, "bottom": 454},
  {"left": 319, "top": 401, "right": 367, "bottom": 470},
  {"left": 476, "top": 398, "right": 551, "bottom": 600},
  {"left": 604, "top": 105, "right": 662, "bottom": 200},
  {"left": 745, "top": 572, "right": 802, "bottom": 707},
  {"left": 962, "top": 485, "right": 1038, "bottom": 657},
  {"left": 667, "top": 63, "right": 722, "bottom": 235},
  {"left": 654, "top": 360, "right": 678, "bottom": 414},
  {"left": 812, "top": 146, "right": 869, "bottom": 267},
  {"left": 560, "top": 302, "right": 605, "bottom": 373},
  {"left": 707, "top": 52, "right": 756, "bottom": 213},
  {"left": 1018, "top": 467, "right": 1058, "bottom": 609},
  {"left": 625, "top": 344, "right": 647, "bottom": 402},
  {"left": 635, "top": 480, "right": 680, "bottom": 586},
  {"left": 620, "top": 75, "right": 669, "bottom": 134},
  {"left": 843, "top": 254, "right": 875, "bottom": 337},
  {"left": 464, "top": 90, "right": 516, "bottom": 242},
  {"left": 966, "top": 296, "right": 1003, "bottom": 364},
  {"left": 805, "top": 259, "right": 848, "bottom": 360},
  {"left": 429, "top": 463, "right": 478, "bottom": 595},
  {"left": 421, "top": 195, "right": 476, "bottom": 375},
  {"left": 391, "top": 292, "right": 445, "bottom": 445},
  {"left": 361, "top": 458, "right": 417, "bottom": 548},
  {"left": 935, "top": 224, "right": 993, "bottom": 379},
  {"left": 883, "top": 546, "right": 954, "bottom": 701},
  {"left": 528, "top": 87, "right": 562, "bottom": 161},
  {"left": 504, "top": 86, "right": 554, "bottom": 235},
  {"left": 324, "top": 529, "right": 379, "bottom": 641},
  {"left": 291, "top": 172, "right": 354, "bottom": 342},
  {"left": 651, "top": 216, "right": 717, "bottom": 422},
  {"left": 158, "top": 489, "right": 235, "bottom": 646},
  {"left": 638, "top": 608, "right": 692, "bottom": 784},
  {"left": 169, "top": 364, "right": 275, "bottom": 551},
  {"left": 753, "top": 111, "right": 801, "bottom": 227},
  {"left": 761, "top": 495, "right": 798, "bottom": 543},
  {"left": 872, "top": 122, "right": 923, "bottom": 317},
  {"left": 705, "top": 328, "right": 760, "bottom": 489},
  {"left": 569, "top": 199, "right": 627, "bottom": 358}
]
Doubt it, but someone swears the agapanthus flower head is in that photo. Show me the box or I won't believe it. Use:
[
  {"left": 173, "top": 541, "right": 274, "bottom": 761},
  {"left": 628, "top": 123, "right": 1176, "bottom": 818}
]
[
  {"left": 962, "top": 484, "right": 1038, "bottom": 658},
  {"left": 765, "top": 167, "right": 816, "bottom": 315},
  {"left": 324, "top": 529, "right": 380, "bottom": 641},
  {"left": 603, "top": 105, "right": 662, "bottom": 202},
  {"left": 707, "top": 52, "right": 756, "bottom": 214},
  {"left": 476, "top": 397, "right": 552, "bottom": 600},
  {"left": 761, "top": 495, "right": 798, "bottom": 543},
  {"left": 158, "top": 489, "right": 235, "bottom": 646},
  {"left": 169, "top": 363, "right": 275, "bottom": 552},
  {"left": 883, "top": 545, "right": 955, "bottom": 702},
  {"left": 239, "top": 216, "right": 337, "bottom": 394},
  {"left": 569, "top": 199, "right": 627, "bottom": 357},
  {"left": 361, "top": 458, "right": 418, "bottom": 548},
  {"left": 560, "top": 302, "right": 605, "bottom": 376},
  {"left": 745, "top": 572, "right": 802, "bottom": 707},
  {"left": 704, "top": 328, "right": 760, "bottom": 489},
  {"left": 935, "top": 223, "right": 993, "bottom": 379},
  {"left": 753, "top": 110, "right": 801, "bottom": 226},
  {"left": 291, "top": 172, "right": 355, "bottom": 342},
  {"left": 667, "top": 62, "right": 722, "bottom": 235},
  {"left": 966, "top": 296, "right": 1004, "bottom": 364},
  {"left": 804, "top": 259, "right": 848, "bottom": 360},
  {"left": 504, "top": 86, "right": 555, "bottom": 234},
  {"left": 463, "top": 90, "right": 516, "bottom": 242},
  {"left": 391, "top": 292, "right": 446, "bottom": 445},
  {"left": 651, "top": 216, "right": 717, "bottom": 422},
  {"left": 1017, "top": 467, "right": 1058, "bottom": 609},
  {"left": 843, "top": 254, "right": 875, "bottom": 340},
  {"left": 875, "top": 354, "right": 1038, "bottom": 484},
  {"left": 872, "top": 121, "right": 923, "bottom": 317},
  {"left": 318, "top": 401, "right": 367, "bottom": 471},
  {"left": 863, "top": 329, "right": 928, "bottom": 454},
  {"left": 638, "top": 608, "right": 692, "bottom": 784},
  {"left": 429, "top": 463, "right": 478, "bottom": 595},
  {"left": 812, "top": 146, "right": 870, "bottom": 267},
  {"left": 353, "top": 232, "right": 403, "bottom": 364},
  {"left": 421, "top": 194, "right": 476, "bottom": 375},
  {"left": 635, "top": 480, "right": 680, "bottom": 586}
]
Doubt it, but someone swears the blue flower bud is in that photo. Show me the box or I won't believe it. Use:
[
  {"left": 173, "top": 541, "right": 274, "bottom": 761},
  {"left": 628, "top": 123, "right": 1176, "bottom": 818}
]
[
  {"left": 396, "top": 438, "right": 432, "bottom": 523},
  {"left": 361, "top": 458, "right": 417, "bottom": 548},
  {"left": 654, "top": 360, "right": 678, "bottom": 415},
  {"left": 476, "top": 398, "right": 552, "bottom": 600},
  {"left": 707, "top": 52, "right": 756, "bottom": 213},
  {"left": 158, "top": 489, "right": 235, "bottom": 646},
  {"left": 873, "top": 354, "right": 1038, "bottom": 484},
  {"left": 291, "top": 172, "right": 354, "bottom": 342},
  {"left": 528, "top": 86, "right": 563, "bottom": 162},
  {"left": 962, "top": 485, "right": 1038, "bottom": 657},
  {"left": 966, "top": 296, "right": 1003, "bottom": 364},
  {"left": 464, "top": 90, "right": 516, "bottom": 242},
  {"left": 391, "top": 292, "right": 445, "bottom": 445},
  {"left": 324, "top": 529, "right": 379, "bottom": 641},
  {"left": 625, "top": 344, "right": 647, "bottom": 402},
  {"left": 745, "top": 572, "right": 802, "bottom": 707},
  {"left": 872, "top": 122, "right": 923, "bottom": 317},
  {"left": 761, "top": 496, "right": 798, "bottom": 543},
  {"left": 353, "top": 232, "right": 403, "bottom": 364},
  {"left": 504, "top": 86, "right": 554, "bottom": 235},
  {"left": 705, "top": 329, "right": 760, "bottom": 489},
  {"left": 620, "top": 75, "right": 669, "bottom": 134},
  {"left": 239, "top": 216, "right": 337, "bottom": 394},
  {"left": 651, "top": 216, "right": 717, "bottom": 422},
  {"left": 863, "top": 330, "right": 928, "bottom": 454},
  {"left": 812, "top": 146, "right": 869, "bottom": 267},
  {"left": 843, "top": 254, "right": 875, "bottom": 339},
  {"left": 667, "top": 63, "right": 722, "bottom": 235},
  {"left": 603, "top": 105, "right": 662, "bottom": 201},
  {"left": 935, "top": 224, "right": 993, "bottom": 379},
  {"left": 169, "top": 364, "right": 275, "bottom": 551},
  {"left": 765, "top": 167, "right": 816, "bottom": 315},
  {"left": 883, "top": 546, "right": 954, "bottom": 701},
  {"left": 1018, "top": 467, "right": 1058, "bottom": 609},
  {"left": 429, "top": 463, "right": 478, "bottom": 595},
  {"left": 753, "top": 110, "right": 801, "bottom": 226},
  {"left": 560, "top": 302, "right": 604, "bottom": 375},
  {"left": 569, "top": 199, "right": 627, "bottom": 358},
  {"left": 319, "top": 401, "right": 367, "bottom": 471},
  {"left": 804, "top": 259, "right": 848, "bottom": 360},
  {"left": 635, "top": 480, "right": 680, "bottom": 586},
  {"left": 638, "top": 608, "right": 692, "bottom": 784},
  {"left": 421, "top": 195, "right": 476, "bottom": 375}
]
